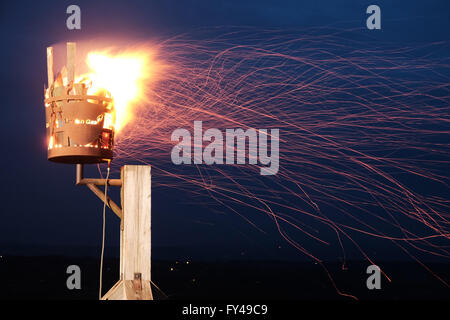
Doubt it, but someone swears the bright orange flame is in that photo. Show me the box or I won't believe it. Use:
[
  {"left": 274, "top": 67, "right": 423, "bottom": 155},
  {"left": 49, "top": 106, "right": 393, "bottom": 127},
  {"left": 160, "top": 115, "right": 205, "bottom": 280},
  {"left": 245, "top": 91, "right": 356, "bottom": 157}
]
[{"left": 77, "top": 48, "right": 156, "bottom": 132}]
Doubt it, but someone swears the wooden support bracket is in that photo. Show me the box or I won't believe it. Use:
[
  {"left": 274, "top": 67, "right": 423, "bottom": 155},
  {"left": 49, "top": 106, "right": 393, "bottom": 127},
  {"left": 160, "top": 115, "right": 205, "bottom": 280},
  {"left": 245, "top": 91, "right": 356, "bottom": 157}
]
[{"left": 86, "top": 184, "right": 122, "bottom": 219}]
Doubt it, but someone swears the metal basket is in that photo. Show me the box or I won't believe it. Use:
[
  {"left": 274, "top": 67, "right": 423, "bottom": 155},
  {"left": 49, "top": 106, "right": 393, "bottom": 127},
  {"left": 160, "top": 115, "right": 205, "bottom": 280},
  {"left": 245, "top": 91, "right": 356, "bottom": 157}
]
[{"left": 45, "top": 85, "right": 115, "bottom": 164}]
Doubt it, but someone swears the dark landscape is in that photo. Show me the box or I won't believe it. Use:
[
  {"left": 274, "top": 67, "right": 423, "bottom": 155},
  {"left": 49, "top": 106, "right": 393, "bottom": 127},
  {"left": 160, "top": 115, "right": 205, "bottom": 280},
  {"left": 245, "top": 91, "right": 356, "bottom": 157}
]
[{"left": 1, "top": 254, "right": 448, "bottom": 300}]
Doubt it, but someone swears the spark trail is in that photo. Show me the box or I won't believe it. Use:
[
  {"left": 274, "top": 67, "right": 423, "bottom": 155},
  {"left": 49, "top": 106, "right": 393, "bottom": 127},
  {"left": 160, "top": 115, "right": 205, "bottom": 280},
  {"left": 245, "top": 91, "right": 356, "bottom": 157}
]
[{"left": 106, "top": 27, "right": 449, "bottom": 298}]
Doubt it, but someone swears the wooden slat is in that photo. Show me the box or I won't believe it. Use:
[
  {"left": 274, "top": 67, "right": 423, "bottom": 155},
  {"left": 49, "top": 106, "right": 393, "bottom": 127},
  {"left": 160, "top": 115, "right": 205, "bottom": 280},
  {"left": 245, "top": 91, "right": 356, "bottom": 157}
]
[
  {"left": 46, "top": 47, "right": 54, "bottom": 87},
  {"left": 121, "top": 165, "right": 152, "bottom": 283},
  {"left": 66, "top": 42, "right": 76, "bottom": 83}
]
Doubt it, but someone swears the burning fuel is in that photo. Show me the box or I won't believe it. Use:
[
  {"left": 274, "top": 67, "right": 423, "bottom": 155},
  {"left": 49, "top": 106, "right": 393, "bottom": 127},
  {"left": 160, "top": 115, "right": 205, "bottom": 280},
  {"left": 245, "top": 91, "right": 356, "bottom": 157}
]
[{"left": 78, "top": 50, "right": 155, "bottom": 132}]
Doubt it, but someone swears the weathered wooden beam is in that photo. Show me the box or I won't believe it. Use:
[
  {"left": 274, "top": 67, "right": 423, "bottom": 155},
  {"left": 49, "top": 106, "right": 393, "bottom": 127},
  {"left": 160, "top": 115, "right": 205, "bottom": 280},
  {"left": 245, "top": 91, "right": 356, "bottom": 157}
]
[
  {"left": 66, "top": 42, "right": 76, "bottom": 83},
  {"left": 121, "top": 165, "right": 152, "bottom": 283},
  {"left": 102, "top": 165, "right": 153, "bottom": 300}
]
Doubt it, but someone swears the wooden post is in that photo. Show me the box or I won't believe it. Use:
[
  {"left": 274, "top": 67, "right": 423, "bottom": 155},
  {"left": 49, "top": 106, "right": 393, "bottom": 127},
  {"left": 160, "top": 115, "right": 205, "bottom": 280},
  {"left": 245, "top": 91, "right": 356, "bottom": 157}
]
[{"left": 102, "top": 165, "right": 153, "bottom": 300}]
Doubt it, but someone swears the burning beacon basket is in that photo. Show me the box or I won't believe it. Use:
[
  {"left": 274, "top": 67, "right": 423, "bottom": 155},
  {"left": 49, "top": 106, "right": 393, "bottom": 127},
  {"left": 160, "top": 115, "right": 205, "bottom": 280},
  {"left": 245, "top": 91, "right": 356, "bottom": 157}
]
[{"left": 45, "top": 43, "right": 115, "bottom": 164}]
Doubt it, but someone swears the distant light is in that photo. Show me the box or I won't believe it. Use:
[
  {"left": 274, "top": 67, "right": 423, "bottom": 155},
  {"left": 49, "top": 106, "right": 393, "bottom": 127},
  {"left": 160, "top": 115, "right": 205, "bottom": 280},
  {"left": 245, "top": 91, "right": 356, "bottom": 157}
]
[{"left": 170, "top": 267, "right": 174, "bottom": 271}]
